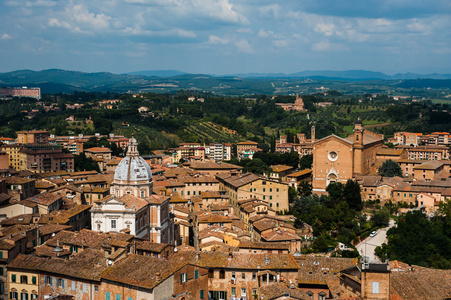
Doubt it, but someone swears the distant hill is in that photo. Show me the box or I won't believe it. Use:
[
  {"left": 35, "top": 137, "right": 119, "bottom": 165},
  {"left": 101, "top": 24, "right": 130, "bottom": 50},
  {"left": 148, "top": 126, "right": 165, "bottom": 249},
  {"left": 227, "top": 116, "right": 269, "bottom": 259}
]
[
  {"left": 1, "top": 68, "right": 450, "bottom": 95},
  {"left": 125, "top": 70, "right": 186, "bottom": 77},
  {"left": 230, "top": 70, "right": 451, "bottom": 80}
]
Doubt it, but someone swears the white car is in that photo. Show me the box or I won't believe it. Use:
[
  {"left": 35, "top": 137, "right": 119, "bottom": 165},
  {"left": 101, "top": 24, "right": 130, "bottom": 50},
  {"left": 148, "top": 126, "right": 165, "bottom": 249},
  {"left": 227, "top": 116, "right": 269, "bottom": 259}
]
[{"left": 370, "top": 231, "right": 377, "bottom": 237}]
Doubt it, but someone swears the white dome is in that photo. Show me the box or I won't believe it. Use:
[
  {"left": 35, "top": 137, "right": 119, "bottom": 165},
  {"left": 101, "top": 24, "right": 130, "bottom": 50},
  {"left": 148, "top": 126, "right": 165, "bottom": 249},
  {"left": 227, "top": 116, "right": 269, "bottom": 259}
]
[
  {"left": 113, "top": 137, "right": 152, "bottom": 183},
  {"left": 114, "top": 155, "right": 153, "bottom": 182}
]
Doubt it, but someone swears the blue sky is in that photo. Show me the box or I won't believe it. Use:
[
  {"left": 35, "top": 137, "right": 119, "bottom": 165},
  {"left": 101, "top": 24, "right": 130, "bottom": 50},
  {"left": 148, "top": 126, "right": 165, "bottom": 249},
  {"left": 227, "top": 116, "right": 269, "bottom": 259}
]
[{"left": 1, "top": 0, "right": 450, "bottom": 75}]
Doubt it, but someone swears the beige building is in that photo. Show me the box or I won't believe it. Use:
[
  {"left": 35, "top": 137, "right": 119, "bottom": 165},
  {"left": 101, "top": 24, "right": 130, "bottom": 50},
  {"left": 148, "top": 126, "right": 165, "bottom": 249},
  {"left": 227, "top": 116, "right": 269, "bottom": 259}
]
[
  {"left": 312, "top": 119, "right": 384, "bottom": 192},
  {"left": 216, "top": 172, "right": 289, "bottom": 212},
  {"left": 16, "top": 130, "right": 49, "bottom": 144}
]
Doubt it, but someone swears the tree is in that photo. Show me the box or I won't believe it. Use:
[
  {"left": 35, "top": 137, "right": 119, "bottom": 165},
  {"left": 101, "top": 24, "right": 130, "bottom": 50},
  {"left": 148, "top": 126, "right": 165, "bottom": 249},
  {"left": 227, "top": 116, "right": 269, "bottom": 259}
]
[
  {"left": 243, "top": 158, "right": 271, "bottom": 175},
  {"left": 288, "top": 186, "right": 298, "bottom": 203},
  {"left": 379, "top": 159, "right": 403, "bottom": 177},
  {"left": 326, "top": 182, "right": 344, "bottom": 207},
  {"left": 371, "top": 208, "right": 390, "bottom": 227},
  {"left": 343, "top": 179, "right": 363, "bottom": 211},
  {"left": 299, "top": 154, "right": 313, "bottom": 170},
  {"left": 298, "top": 181, "right": 312, "bottom": 197}
]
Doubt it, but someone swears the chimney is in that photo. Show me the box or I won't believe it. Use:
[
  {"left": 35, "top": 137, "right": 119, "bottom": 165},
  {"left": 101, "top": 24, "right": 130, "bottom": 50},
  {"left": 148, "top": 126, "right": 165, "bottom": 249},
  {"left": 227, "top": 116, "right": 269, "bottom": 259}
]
[{"left": 155, "top": 272, "right": 161, "bottom": 281}]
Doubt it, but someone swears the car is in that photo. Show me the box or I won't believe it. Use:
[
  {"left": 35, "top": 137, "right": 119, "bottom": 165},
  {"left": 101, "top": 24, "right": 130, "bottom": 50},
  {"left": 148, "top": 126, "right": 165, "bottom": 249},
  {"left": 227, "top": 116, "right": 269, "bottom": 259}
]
[{"left": 370, "top": 231, "right": 377, "bottom": 237}]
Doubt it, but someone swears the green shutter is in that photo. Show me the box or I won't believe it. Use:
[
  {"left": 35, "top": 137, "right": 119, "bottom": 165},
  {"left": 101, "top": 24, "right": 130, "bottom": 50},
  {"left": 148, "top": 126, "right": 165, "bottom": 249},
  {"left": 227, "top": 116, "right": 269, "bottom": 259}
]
[
  {"left": 32, "top": 277, "right": 36, "bottom": 285},
  {"left": 116, "top": 294, "right": 121, "bottom": 300},
  {"left": 106, "top": 292, "right": 110, "bottom": 300},
  {"left": 200, "top": 290, "right": 204, "bottom": 299},
  {"left": 12, "top": 274, "right": 16, "bottom": 282},
  {"left": 195, "top": 270, "right": 198, "bottom": 279}
]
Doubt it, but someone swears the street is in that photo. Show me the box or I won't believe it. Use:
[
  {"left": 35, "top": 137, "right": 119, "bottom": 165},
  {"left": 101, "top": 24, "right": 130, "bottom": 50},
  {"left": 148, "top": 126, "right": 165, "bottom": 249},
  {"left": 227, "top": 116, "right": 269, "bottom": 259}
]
[{"left": 356, "top": 219, "right": 395, "bottom": 263}]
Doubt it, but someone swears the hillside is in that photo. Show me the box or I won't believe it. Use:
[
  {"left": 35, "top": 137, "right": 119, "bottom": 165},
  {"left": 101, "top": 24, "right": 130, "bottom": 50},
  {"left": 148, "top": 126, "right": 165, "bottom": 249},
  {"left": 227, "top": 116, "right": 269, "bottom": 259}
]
[{"left": 1, "top": 69, "right": 451, "bottom": 96}]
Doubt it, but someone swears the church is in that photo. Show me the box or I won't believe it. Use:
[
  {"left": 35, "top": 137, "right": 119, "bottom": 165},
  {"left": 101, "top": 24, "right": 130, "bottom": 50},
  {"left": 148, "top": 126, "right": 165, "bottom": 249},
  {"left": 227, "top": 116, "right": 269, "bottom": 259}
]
[
  {"left": 312, "top": 118, "right": 384, "bottom": 192},
  {"left": 91, "top": 137, "right": 173, "bottom": 243}
]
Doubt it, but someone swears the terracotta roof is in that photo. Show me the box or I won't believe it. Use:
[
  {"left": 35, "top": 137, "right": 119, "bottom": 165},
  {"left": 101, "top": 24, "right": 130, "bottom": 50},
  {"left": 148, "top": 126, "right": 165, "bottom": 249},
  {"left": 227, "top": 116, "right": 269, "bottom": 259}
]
[
  {"left": 253, "top": 218, "right": 295, "bottom": 232},
  {"left": 377, "top": 148, "right": 405, "bottom": 156},
  {"left": 413, "top": 161, "right": 444, "bottom": 170},
  {"left": 136, "top": 241, "right": 172, "bottom": 253},
  {"left": 197, "top": 213, "right": 233, "bottom": 224},
  {"left": 296, "top": 256, "right": 357, "bottom": 285},
  {"left": 238, "top": 241, "right": 290, "bottom": 250},
  {"left": 25, "top": 192, "right": 62, "bottom": 206},
  {"left": 84, "top": 147, "right": 112, "bottom": 153},
  {"left": 37, "top": 248, "right": 109, "bottom": 281},
  {"left": 287, "top": 169, "right": 312, "bottom": 178},
  {"left": 271, "top": 165, "right": 294, "bottom": 173},
  {"left": 188, "top": 161, "right": 242, "bottom": 170},
  {"left": 7, "top": 254, "right": 47, "bottom": 270},
  {"left": 99, "top": 254, "right": 187, "bottom": 289},
  {"left": 216, "top": 172, "right": 265, "bottom": 188},
  {"left": 183, "top": 176, "right": 219, "bottom": 183},
  {"left": 390, "top": 267, "right": 451, "bottom": 300},
  {"left": 39, "top": 224, "right": 73, "bottom": 236},
  {"left": 5, "top": 177, "right": 35, "bottom": 185},
  {"left": 45, "top": 229, "right": 133, "bottom": 249},
  {"left": 259, "top": 282, "right": 311, "bottom": 300},
  {"left": 261, "top": 230, "right": 301, "bottom": 242},
  {"left": 237, "top": 140, "right": 258, "bottom": 145}
]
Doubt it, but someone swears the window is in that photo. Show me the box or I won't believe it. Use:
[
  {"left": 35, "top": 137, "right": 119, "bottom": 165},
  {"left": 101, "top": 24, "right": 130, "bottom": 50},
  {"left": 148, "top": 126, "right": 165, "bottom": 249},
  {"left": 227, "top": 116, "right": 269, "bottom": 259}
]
[
  {"left": 241, "top": 273, "right": 245, "bottom": 279},
  {"left": 372, "top": 282, "right": 379, "bottom": 294},
  {"left": 276, "top": 188, "right": 279, "bottom": 192},
  {"left": 128, "top": 298, "right": 132, "bottom": 300},
  {"left": 95, "top": 286, "right": 99, "bottom": 292},
  {"left": 21, "top": 293, "right": 28, "bottom": 300},
  {"left": 252, "top": 272, "right": 256, "bottom": 280},
  {"left": 241, "top": 288, "right": 246, "bottom": 296},
  {"left": 12, "top": 274, "right": 16, "bottom": 282},
  {"left": 0, "top": 267, "right": 3, "bottom": 276},
  {"left": 32, "top": 277, "right": 36, "bottom": 285},
  {"left": 116, "top": 294, "right": 121, "bottom": 300},
  {"left": 263, "top": 188, "right": 265, "bottom": 192},
  {"left": 72, "top": 281, "right": 76, "bottom": 290},
  {"left": 57, "top": 279, "right": 64, "bottom": 288},
  {"left": 208, "top": 270, "right": 214, "bottom": 278},
  {"left": 10, "top": 292, "right": 18, "bottom": 299},
  {"left": 31, "top": 294, "right": 37, "bottom": 299},
  {"left": 194, "top": 270, "right": 198, "bottom": 279},
  {"left": 200, "top": 290, "right": 204, "bottom": 299},
  {"left": 181, "top": 272, "right": 187, "bottom": 283},
  {"left": 106, "top": 292, "right": 111, "bottom": 300},
  {"left": 219, "top": 270, "right": 225, "bottom": 279},
  {"left": 83, "top": 283, "right": 87, "bottom": 293},
  {"left": 111, "top": 219, "right": 116, "bottom": 229},
  {"left": 231, "top": 287, "right": 236, "bottom": 297},
  {"left": 318, "top": 291, "right": 327, "bottom": 300}
]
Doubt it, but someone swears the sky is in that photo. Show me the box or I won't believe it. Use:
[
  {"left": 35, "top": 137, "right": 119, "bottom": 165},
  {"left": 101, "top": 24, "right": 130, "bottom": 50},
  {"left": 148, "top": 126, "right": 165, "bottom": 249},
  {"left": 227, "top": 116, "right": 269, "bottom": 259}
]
[{"left": 1, "top": 0, "right": 451, "bottom": 75}]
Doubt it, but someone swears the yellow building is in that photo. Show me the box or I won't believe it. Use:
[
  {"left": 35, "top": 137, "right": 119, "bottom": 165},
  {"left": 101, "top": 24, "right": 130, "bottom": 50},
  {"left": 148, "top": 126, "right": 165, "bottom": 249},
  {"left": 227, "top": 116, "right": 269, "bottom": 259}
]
[
  {"left": 1, "top": 144, "right": 21, "bottom": 169},
  {"left": 312, "top": 118, "right": 384, "bottom": 192},
  {"left": 216, "top": 172, "right": 289, "bottom": 212},
  {"left": 7, "top": 254, "right": 43, "bottom": 300}
]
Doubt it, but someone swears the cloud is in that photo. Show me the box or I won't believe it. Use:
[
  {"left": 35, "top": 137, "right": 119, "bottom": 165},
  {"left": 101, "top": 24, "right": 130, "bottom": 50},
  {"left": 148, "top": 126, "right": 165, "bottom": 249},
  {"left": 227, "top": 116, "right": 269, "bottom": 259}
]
[
  {"left": 235, "top": 39, "right": 254, "bottom": 53},
  {"left": 48, "top": 3, "right": 111, "bottom": 33},
  {"left": 1, "top": 33, "right": 12, "bottom": 40},
  {"left": 208, "top": 35, "right": 230, "bottom": 45},
  {"left": 259, "top": 4, "right": 280, "bottom": 19},
  {"left": 236, "top": 28, "right": 253, "bottom": 34}
]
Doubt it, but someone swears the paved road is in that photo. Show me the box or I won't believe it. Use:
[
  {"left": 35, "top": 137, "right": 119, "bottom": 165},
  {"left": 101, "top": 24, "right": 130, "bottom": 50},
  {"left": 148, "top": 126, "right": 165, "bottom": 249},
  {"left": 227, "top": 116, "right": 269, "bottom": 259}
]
[{"left": 356, "top": 219, "right": 395, "bottom": 263}]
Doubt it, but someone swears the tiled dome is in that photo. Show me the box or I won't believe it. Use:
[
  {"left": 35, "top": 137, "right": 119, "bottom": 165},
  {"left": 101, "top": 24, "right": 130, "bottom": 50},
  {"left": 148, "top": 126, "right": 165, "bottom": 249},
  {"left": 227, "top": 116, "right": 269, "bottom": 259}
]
[{"left": 113, "top": 137, "right": 152, "bottom": 183}]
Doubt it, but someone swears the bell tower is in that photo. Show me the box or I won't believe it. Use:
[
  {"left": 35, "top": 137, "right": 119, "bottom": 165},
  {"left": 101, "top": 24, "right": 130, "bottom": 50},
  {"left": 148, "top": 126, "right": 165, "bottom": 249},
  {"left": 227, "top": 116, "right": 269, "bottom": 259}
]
[
  {"left": 353, "top": 117, "right": 364, "bottom": 175},
  {"left": 311, "top": 125, "right": 316, "bottom": 142}
]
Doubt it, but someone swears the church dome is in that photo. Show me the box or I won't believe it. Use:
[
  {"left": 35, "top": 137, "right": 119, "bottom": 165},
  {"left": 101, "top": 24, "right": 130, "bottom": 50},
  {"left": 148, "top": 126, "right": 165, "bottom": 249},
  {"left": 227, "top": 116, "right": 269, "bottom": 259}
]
[{"left": 113, "top": 137, "right": 153, "bottom": 183}]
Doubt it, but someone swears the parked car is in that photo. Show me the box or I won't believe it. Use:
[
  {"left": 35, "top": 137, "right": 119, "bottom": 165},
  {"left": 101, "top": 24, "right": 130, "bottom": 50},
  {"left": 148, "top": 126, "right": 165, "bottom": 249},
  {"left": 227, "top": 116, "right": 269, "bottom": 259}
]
[{"left": 370, "top": 231, "right": 377, "bottom": 237}]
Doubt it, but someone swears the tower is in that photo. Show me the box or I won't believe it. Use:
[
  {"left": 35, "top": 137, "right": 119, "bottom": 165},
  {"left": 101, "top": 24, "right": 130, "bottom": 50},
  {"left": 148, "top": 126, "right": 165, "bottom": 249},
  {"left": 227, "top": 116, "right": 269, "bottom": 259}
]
[
  {"left": 353, "top": 117, "right": 364, "bottom": 175},
  {"left": 311, "top": 125, "right": 316, "bottom": 142}
]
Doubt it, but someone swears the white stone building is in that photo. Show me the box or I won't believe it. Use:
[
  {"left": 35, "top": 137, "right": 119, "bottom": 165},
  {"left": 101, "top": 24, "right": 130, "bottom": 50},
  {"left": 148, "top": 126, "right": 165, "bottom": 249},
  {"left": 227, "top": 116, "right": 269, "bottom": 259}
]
[{"left": 91, "top": 137, "right": 173, "bottom": 243}]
